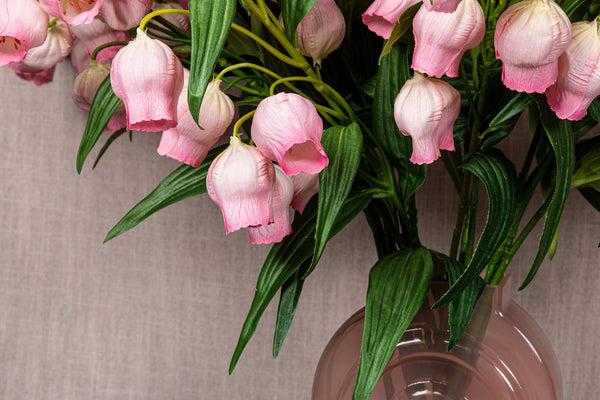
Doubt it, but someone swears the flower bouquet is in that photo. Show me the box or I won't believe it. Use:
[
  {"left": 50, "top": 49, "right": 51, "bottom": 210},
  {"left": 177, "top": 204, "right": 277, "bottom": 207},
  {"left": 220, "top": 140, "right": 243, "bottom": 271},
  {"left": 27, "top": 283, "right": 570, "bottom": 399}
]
[{"left": 2, "top": 0, "right": 599, "bottom": 398}]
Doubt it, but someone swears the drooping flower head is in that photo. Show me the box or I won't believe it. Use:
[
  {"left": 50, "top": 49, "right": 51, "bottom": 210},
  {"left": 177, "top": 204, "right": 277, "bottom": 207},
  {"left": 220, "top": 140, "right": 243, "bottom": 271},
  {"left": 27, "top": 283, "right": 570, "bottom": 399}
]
[
  {"left": 412, "top": 0, "right": 485, "bottom": 78},
  {"left": 110, "top": 28, "right": 184, "bottom": 132},
  {"left": 296, "top": 0, "right": 345, "bottom": 66},
  {"left": 394, "top": 73, "right": 460, "bottom": 164},
  {"left": 0, "top": 0, "right": 49, "bottom": 66},
  {"left": 546, "top": 20, "right": 600, "bottom": 121},
  {"left": 248, "top": 165, "right": 294, "bottom": 244},
  {"left": 158, "top": 72, "right": 235, "bottom": 167},
  {"left": 251, "top": 92, "right": 328, "bottom": 176},
  {"left": 494, "top": 0, "right": 572, "bottom": 93},
  {"left": 99, "top": 0, "right": 153, "bottom": 31},
  {"left": 207, "top": 136, "right": 276, "bottom": 234}
]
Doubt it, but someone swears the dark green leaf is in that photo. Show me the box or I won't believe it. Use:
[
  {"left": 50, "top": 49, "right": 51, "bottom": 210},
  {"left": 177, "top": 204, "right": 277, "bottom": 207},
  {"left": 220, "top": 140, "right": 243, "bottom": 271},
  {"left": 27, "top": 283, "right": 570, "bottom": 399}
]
[
  {"left": 435, "top": 149, "right": 517, "bottom": 307},
  {"left": 354, "top": 248, "right": 433, "bottom": 400},
  {"left": 488, "top": 92, "right": 532, "bottom": 127},
  {"left": 279, "top": 0, "right": 317, "bottom": 44},
  {"left": 104, "top": 145, "right": 226, "bottom": 242},
  {"left": 188, "top": 0, "right": 236, "bottom": 122},
  {"left": 92, "top": 128, "right": 128, "bottom": 169},
  {"left": 520, "top": 101, "right": 575, "bottom": 289},
  {"left": 588, "top": 97, "right": 600, "bottom": 124},
  {"left": 305, "top": 123, "right": 363, "bottom": 278},
  {"left": 579, "top": 187, "right": 600, "bottom": 212},
  {"left": 437, "top": 253, "right": 485, "bottom": 350},
  {"left": 76, "top": 75, "right": 122, "bottom": 173},
  {"left": 272, "top": 265, "right": 306, "bottom": 358}
]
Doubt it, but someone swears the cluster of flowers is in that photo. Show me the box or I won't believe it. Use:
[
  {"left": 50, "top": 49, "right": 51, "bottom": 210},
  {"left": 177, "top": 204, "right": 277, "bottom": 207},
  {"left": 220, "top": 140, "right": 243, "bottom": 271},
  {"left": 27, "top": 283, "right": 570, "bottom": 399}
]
[{"left": 365, "top": 0, "right": 600, "bottom": 163}]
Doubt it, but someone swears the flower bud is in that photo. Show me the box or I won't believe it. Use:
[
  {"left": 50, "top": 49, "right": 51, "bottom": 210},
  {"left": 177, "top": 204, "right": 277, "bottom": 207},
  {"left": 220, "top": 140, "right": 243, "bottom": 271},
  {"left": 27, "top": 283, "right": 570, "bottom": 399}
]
[
  {"left": 394, "top": 73, "right": 460, "bottom": 164},
  {"left": 546, "top": 21, "right": 600, "bottom": 121},
  {"left": 248, "top": 166, "right": 294, "bottom": 244},
  {"left": 207, "top": 136, "right": 276, "bottom": 234},
  {"left": 110, "top": 28, "right": 184, "bottom": 132},
  {"left": 39, "top": 0, "right": 102, "bottom": 25},
  {"left": 494, "top": 0, "right": 572, "bottom": 93},
  {"left": 158, "top": 72, "right": 234, "bottom": 167},
  {"left": 0, "top": 0, "right": 49, "bottom": 66},
  {"left": 70, "top": 17, "right": 130, "bottom": 63},
  {"left": 99, "top": 0, "right": 153, "bottom": 31},
  {"left": 290, "top": 172, "right": 319, "bottom": 213},
  {"left": 251, "top": 92, "right": 328, "bottom": 176},
  {"left": 412, "top": 0, "right": 485, "bottom": 78},
  {"left": 297, "top": 0, "right": 345, "bottom": 66}
]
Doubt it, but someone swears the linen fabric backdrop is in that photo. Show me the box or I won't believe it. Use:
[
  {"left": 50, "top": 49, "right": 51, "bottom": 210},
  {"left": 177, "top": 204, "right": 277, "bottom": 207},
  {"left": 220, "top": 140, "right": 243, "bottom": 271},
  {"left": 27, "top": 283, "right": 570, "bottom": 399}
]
[{"left": 0, "top": 63, "right": 598, "bottom": 400}]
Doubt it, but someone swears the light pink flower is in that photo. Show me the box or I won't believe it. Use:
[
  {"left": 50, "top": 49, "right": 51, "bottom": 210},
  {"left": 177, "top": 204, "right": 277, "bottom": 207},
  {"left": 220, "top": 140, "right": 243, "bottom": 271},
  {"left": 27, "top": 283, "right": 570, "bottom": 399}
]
[
  {"left": 38, "top": 0, "right": 102, "bottom": 25},
  {"left": 412, "top": 0, "right": 485, "bottom": 78},
  {"left": 394, "top": 73, "right": 460, "bottom": 164},
  {"left": 546, "top": 21, "right": 600, "bottom": 121},
  {"left": 290, "top": 172, "right": 319, "bottom": 213},
  {"left": 110, "top": 28, "right": 184, "bottom": 132},
  {"left": 248, "top": 166, "right": 294, "bottom": 244},
  {"left": 70, "top": 17, "right": 129, "bottom": 63},
  {"left": 8, "top": 64, "right": 56, "bottom": 86},
  {"left": 73, "top": 59, "right": 126, "bottom": 132},
  {"left": 296, "top": 0, "right": 345, "bottom": 66},
  {"left": 423, "top": 0, "right": 463, "bottom": 13},
  {"left": 70, "top": 38, "right": 91, "bottom": 74},
  {"left": 0, "top": 0, "right": 49, "bottom": 66},
  {"left": 251, "top": 92, "right": 328, "bottom": 176},
  {"left": 495, "top": 0, "right": 572, "bottom": 93},
  {"left": 158, "top": 73, "right": 234, "bottom": 167},
  {"left": 207, "top": 136, "right": 276, "bottom": 234},
  {"left": 99, "top": 0, "right": 153, "bottom": 31},
  {"left": 362, "top": 0, "right": 420, "bottom": 39},
  {"left": 16, "top": 20, "right": 73, "bottom": 72}
]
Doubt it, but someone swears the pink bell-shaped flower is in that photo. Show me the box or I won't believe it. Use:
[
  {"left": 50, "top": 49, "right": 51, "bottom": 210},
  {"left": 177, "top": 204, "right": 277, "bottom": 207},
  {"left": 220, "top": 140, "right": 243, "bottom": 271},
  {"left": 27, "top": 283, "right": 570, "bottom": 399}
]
[
  {"left": 296, "top": 0, "right": 345, "bottom": 66},
  {"left": 110, "top": 28, "right": 184, "bottom": 132},
  {"left": 0, "top": 0, "right": 49, "bottom": 66},
  {"left": 15, "top": 20, "right": 73, "bottom": 72},
  {"left": 70, "top": 17, "right": 129, "bottom": 63},
  {"left": 290, "top": 172, "right": 319, "bottom": 213},
  {"left": 362, "top": 0, "right": 420, "bottom": 39},
  {"left": 412, "top": 0, "right": 485, "bottom": 78},
  {"left": 394, "top": 73, "right": 460, "bottom": 164},
  {"left": 546, "top": 20, "right": 600, "bottom": 121},
  {"left": 207, "top": 136, "right": 276, "bottom": 234},
  {"left": 248, "top": 166, "right": 294, "bottom": 244},
  {"left": 494, "top": 0, "right": 572, "bottom": 93},
  {"left": 158, "top": 73, "right": 234, "bottom": 167},
  {"left": 251, "top": 92, "right": 328, "bottom": 176},
  {"left": 99, "top": 0, "right": 153, "bottom": 31},
  {"left": 73, "top": 59, "right": 127, "bottom": 132},
  {"left": 38, "top": 0, "right": 102, "bottom": 25}
]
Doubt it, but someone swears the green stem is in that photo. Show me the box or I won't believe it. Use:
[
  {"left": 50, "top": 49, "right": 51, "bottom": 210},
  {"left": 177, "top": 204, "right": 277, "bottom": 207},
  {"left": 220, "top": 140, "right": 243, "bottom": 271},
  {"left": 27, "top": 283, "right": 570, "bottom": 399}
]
[
  {"left": 230, "top": 23, "right": 303, "bottom": 67},
  {"left": 139, "top": 9, "right": 190, "bottom": 32},
  {"left": 233, "top": 110, "right": 256, "bottom": 138},
  {"left": 460, "top": 178, "right": 481, "bottom": 264},
  {"left": 91, "top": 41, "right": 130, "bottom": 61}
]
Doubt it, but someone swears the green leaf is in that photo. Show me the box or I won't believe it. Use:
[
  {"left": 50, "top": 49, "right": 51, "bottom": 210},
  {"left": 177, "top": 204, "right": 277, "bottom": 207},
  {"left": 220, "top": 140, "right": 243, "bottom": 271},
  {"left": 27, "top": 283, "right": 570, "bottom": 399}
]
[
  {"left": 488, "top": 92, "right": 533, "bottom": 127},
  {"left": 279, "top": 0, "right": 318, "bottom": 44},
  {"left": 520, "top": 101, "right": 575, "bottom": 289},
  {"left": 305, "top": 123, "right": 363, "bottom": 278},
  {"left": 92, "top": 128, "right": 128, "bottom": 169},
  {"left": 437, "top": 253, "right": 485, "bottom": 350},
  {"left": 588, "top": 97, "right": 600, "bottom": 124},
  {"left": 104, "top": 145, "right": 226, "bottom": 242},
  {"left": 272, "top": 265, "right": 306, "bottom": 358},
  {"left": 230, "top": 191, "right": 373, "bottom": 373},
  {"left": 435, "top": 149, "right": 517, "bottom": 307},
  {"left": 378, "top": 3, "right": 420, "bottom": 61},
  {"left": 579, "top": 187, "right": 600, "bottom": 212},
  {"left": 353, "top": 248, "right": 434, "bottom": 400},
  {"left": 188, "top": 0, "right": 236, "bottom": 122},
  {"left": 572, "top": 148, "right": 600, "bottom": 189},
  {"left": 76, "top": 75, "right": 122, "bottom": 173}
]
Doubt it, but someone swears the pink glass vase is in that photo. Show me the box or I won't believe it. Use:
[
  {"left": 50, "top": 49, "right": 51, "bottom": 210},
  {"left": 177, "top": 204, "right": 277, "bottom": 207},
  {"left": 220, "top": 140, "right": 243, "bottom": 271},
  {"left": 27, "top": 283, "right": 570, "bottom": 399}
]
[{"left": 312, "top": 277, "right": 563, "bottom": 400}]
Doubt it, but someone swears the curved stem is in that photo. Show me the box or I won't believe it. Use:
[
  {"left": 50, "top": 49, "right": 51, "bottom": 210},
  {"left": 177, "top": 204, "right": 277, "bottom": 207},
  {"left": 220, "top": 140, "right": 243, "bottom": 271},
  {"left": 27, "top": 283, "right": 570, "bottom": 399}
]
[
  {"left": 233, "top": 110, "right": 256, "bottom": 138},
  {"left": 139, "top": 9, "right": 190, "bottom": 32},
  {"left": 91, "top": 41, "right": 130, "bottom": 61},
  {"left": 230, "top": 23, "right": 303, "bottom": 67}
]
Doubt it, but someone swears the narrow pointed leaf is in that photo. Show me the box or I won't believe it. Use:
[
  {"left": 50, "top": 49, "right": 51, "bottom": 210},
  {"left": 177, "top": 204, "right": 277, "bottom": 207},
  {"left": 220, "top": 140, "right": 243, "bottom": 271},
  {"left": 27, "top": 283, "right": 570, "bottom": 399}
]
[
  {"left": 104, "top": 145, "right": 226, "bottom": 242},
  {"left": 76, "top": 75, "right": 122, "bottom": 173},
  {"left": 305, "top": 123, "right": 363, "bottom": 278},
  {"left": 435, "top": 149, "right": 517, "bottom": 307},
  {"left": 92, "top": 128, "right": 127, "bottom": 169},
  {"left": 273, "top": 265, "right": 306, "bottom": 358},
  {"left": 587, "top": 98, "right": 600, "bottom": 124},
  {"left": 353, "top": 248, "right": 434, "bottom": 400},
  {"left": 520, "top": 102, "right": 575, "bottom": 289},
  {"left": 438, "top": 253, "right": 485, "bottom": 350},
  {"left": 188, "top": 0, "right": 236, "bottom": 122},
  {"left": 489, "top": 92, "right": 532, "bottom": 127},
  {"left": 279, "top": 0, "right": 318, "bottom": 43}
]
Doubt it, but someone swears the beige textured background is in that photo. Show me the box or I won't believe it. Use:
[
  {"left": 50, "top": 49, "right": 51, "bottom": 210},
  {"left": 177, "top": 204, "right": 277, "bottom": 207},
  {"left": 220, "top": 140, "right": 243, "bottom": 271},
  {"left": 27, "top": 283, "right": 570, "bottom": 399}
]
[{"left": 0, "top": 63, "right": 598, "bottom": 399}]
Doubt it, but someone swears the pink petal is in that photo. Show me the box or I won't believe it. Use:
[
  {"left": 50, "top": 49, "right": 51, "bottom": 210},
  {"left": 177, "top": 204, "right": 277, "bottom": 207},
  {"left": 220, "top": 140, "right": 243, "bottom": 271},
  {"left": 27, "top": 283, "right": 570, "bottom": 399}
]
[
  {"left": 70, "top": 38, "right": 91, "bottom": 74},
  {"left": 297, "top": 0, "right": 345, "bottom": 66},
  {"left": 8, "top": 63, "right": 56, "bottom": 86},
  {"left": 0, "top": 0, "right": 49, "bottom": 66},
  {"left": 110, "top": 28, "right": 184, "bottom": 132},
  {"left": 251, "top": 92, "right": 328, "bottom": 176},
  {"left": 412, "top": 0, "right": 485, "bottom": 78},
  {"left": 423, "top": 0, "right": 462, "bottom": 13},
  {"left": 290, "top": 172, "right": 319, "bottom": 213},
  {"left": 99, "top": 0, "right": 153, "bottom": 31},
  {"left": 362, "top": 0, "right": 420, "bottom": 39},
  {"left": 207, "top": 136, "right": 276, "bottom": 234},
  {"left": 38, "top": 0, "right": 102, "bottom": 25},
  {"left": 248, "top": 166, "right": 294, "bottom": 244},
  {"left": 70, "top": 17, "right": 129, "bottom": 63},
  {"left": 18, "top": 20, "right": 73, "bottom": 72}
]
